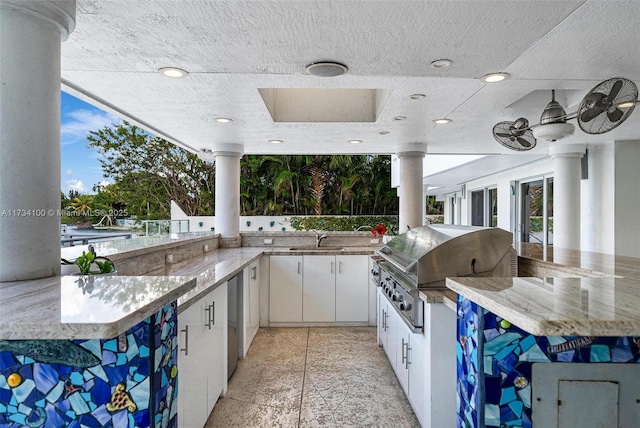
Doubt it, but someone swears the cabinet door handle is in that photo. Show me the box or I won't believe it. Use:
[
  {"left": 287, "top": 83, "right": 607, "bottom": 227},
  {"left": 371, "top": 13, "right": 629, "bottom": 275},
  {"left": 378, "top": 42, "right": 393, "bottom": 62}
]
[
  {"left": 298, "top": 261, "right": 301, "bottom": 275},
  {"left": 210, "top": 302, "right": 215, "bottom": 326},
  {"left": 180, "top": 325, "right": 189, "bottom": 356},
  {"left": 382, "top": 309, "right": 386, "bottom": 330},
  {"left": 401, "top": 338, "right": 407, "bottom": 365},
  {"left": 331, "top": 261, "right": 334, "bottom": 274},
  {"left": 251, "top": 266, "right": 257, "bottom": 280},
  {"left": 204, "top": 306, "right": 211, "bottom": 329},
  {"left": 339, "top": 261, "right": 342, "bottom": 274},
  {"left": 406, "top": 344, "right": 412, "bottom": 370}
]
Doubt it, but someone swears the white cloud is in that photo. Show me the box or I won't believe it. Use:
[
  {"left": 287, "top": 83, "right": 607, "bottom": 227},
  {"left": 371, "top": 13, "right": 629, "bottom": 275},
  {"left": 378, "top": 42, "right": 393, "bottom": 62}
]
[
  {"left": 65, "top": 179, "right": 86, "bottom": 193},
  {"left": 61, "top": 109, "right": 120, "bottom": 145},
  {"left": 65, "top": 169, "right": 73, "bottom": 176}
]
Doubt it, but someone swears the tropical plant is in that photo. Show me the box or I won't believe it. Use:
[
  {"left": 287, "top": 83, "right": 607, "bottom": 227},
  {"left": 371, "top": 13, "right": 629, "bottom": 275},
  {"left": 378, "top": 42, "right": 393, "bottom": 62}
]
[{"left": 73, "top": 251, "right": 116, "bottom": 275}]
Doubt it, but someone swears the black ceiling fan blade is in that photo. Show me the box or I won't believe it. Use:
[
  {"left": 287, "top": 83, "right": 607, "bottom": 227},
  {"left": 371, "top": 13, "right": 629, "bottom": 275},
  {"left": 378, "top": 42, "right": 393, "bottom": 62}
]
[
  {"left": 516, "top": 137, "right": 532, "bottom": 148},
  {"left": 495, "top": 132, "right": 512, "bottom": 138},
  {"left": 607, "top": 108, "right": 624, "bottom": 122},
  {"left": 608, "top": 79, "right": 623, "bottom": 101},
  {"left": 580, "top": 106, "right": 605, "bottom": 123}
]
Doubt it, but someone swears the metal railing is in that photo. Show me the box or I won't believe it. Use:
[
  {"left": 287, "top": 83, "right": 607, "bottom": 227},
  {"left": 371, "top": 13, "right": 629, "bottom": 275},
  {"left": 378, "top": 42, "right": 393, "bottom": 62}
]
[{"left": 61, "top": 232, "right": 133, "bottom": 247}]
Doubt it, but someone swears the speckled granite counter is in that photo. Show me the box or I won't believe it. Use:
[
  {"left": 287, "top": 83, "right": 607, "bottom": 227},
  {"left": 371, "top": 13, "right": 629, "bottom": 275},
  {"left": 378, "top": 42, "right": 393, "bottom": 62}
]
[
  {"left": 446, "top": 276, "right": 640, "bottom": 336},
  {"left": 0, "top": 274, "right": 196, "bottom": 340},
  {"left": 516, "top": 242, "right": 640, "bottom": 278}
]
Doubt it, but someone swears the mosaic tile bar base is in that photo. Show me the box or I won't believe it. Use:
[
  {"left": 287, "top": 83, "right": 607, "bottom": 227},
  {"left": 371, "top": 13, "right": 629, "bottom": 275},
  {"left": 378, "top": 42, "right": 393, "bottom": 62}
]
[
  {"left": 456, "top": 294, "right": 640, "bottom": 428},
  {"left": 0, "top": 302, "right": 178, "bottom": 428}
]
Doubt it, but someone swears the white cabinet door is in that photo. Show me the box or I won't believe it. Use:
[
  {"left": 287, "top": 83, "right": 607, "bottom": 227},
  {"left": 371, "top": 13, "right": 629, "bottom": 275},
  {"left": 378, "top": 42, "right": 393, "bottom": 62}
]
[
  {"left": 302, "top": 255, "right": 335, "bottom": 322},
  {"left": 249, "top": 260, "right": 260, "bottom": 333},
  {"left": 207, "top": 283, "right": 226, "bottom": 411},
  {"left": 335, "top": 255, "right": 369, "bottom": 322},
  {"left": 242, "top": 259, "right": 260, "bottom": 356},
  {"left": 408, "top": 330, "right": 425, "bottom": 426},
  {"left": 178, "top": 292, "right": 214, "bottom": 428},
  {"left": 381, "top": 296, "right": 397, "bottom": 368},
  {"left": 394, "top": 314, "right": 410, "bottom": 392},
  {"left": 269, "top": 256, "right": 303, "bottom": 322}
]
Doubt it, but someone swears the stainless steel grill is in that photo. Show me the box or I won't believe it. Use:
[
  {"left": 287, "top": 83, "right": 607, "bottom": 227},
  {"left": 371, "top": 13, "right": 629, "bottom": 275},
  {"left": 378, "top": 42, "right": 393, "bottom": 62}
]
[{"left": 378, "top": 225, "right": 516, "bottom": 332}]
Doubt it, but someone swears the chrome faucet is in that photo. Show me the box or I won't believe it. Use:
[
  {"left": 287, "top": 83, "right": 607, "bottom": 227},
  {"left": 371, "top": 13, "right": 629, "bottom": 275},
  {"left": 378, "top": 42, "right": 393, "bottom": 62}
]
[
  {"left": 313, "top": 230, "right": 328, "bottom": 247},
  {"left": 354, "top": 225, "right": 372, "bottom": 231}
]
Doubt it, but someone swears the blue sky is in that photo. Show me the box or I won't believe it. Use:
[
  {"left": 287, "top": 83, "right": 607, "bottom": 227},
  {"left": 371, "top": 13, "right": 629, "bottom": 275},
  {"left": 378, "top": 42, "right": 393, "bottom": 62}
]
[{"left": 61, "top": 92, "right": 121, "bottom": 195}]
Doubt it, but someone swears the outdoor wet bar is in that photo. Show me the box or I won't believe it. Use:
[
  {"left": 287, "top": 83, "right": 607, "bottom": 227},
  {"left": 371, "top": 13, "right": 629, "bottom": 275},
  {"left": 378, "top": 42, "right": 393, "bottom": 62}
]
[
  {"left": 447, "top": 275, "right": 640, "bottom": 428},
  {"left": 0, "top": 275, "right": 196, "bottom": 427}
]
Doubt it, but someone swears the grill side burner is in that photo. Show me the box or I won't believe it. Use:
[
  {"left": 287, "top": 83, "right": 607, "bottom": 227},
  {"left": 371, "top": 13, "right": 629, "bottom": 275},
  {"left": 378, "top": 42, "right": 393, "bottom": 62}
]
[{"left": 377, "top": 225, "right": 516, "bottom": 332}]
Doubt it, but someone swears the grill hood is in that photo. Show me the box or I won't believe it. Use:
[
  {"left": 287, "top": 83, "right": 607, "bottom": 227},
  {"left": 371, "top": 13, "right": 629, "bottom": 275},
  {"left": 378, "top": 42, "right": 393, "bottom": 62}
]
[{"left": 378, "top": 225, "right": 514, "bottom": 287}]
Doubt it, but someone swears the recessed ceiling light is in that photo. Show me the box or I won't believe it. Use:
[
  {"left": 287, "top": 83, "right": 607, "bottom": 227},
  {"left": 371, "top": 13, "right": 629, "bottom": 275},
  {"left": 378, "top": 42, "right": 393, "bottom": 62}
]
[
  {"left": 394, "top": 116, "right": 406, "bottom": 121},
  {"left": 348, "top": 139, "right": 363, "bottom": 144},
  {"left": 481, "top": 72, "right": 511, "bottom": 83},
  {"left": 379, "top": 131, "right": 390, "bottom": 135},
  {"left": 433, "top": 118, "right": 452, "bottom": 124},
  {"left": 410, "top": 94, "right": 426, "bottom": 100},
  {"left": 158, "top": 67, "right": 188, "bottom": 78},
  {"left": 430, "top": 59, "right": 453, "bottom": 69},
  {"left": 269, "top": 139, "right": 283, "bottom": 144},
  {"left": 305, "top": 62, "right": 348, "bottom": 77},
  {"left": 214, "top": 117, "right": 233, "bottom": 123}
]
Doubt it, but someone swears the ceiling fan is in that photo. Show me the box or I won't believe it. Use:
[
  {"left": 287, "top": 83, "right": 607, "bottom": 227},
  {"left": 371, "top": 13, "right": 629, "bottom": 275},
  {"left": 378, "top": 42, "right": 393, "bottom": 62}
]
[{"left": 493, "top": 77, "right": 638, "bottom": 151}]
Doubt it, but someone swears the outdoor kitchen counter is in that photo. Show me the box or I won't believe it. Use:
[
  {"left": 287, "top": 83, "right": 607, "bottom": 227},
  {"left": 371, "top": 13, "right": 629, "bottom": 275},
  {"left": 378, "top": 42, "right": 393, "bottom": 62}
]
[
  {"left": 446, "top": 276, "right": 640, "bottom": 337},
  {"left": 0, "top": 274, "right": 197, "bottom": 340},
  {"left": 144, "top": 246, "right": 377, "bottom": 313},
  {"left": 0, "top": 245, "right": 378, "bottom": 340},
  {"left": 516, "top": 242, "right": 640, "bottom": 278}
]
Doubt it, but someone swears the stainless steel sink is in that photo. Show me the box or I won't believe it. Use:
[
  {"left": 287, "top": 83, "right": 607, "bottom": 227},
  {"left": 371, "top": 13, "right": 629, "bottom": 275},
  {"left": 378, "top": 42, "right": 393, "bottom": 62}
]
[{"left": 288, "top": 246, "right": 347, "bottom": 251}]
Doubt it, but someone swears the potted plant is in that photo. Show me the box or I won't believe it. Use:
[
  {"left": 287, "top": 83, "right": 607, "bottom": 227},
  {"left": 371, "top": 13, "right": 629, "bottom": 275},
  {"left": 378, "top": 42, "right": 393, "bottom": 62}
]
[{"left": 61, "top": 247, "right": 116, "bottom": 276}]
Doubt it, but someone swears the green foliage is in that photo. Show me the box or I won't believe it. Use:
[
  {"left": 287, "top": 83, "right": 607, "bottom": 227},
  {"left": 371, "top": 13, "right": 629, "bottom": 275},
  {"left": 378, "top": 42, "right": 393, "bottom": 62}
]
[
  {"left": 74, "top": 251, "right": 115, "bottom": 274},
  {"left": 289, "top": 215, "right": 399, "bottom": 234},
  {"left": 75, "top": 251, "right": 95, "bottom": 275},
  {"left": 241, "top": 154, "right": 398, "bottom": 216},
  {"left": 94, "top": 259, "right": 115, "bottom": 274},
  {"left": 87, "top": 122, "right": 215, "bottom": 218}
]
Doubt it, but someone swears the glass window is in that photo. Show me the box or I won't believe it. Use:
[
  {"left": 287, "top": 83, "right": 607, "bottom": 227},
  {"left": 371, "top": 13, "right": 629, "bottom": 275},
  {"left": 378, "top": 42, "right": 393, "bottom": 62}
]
[
  {"left": 521, "top": 180, "right": 544, "bottom": 244},
  {"left": 546, "top": 177, "right": 553, "bottom": 246},
  {"left": 471, "top": 190, "right": 484, "bottom": 226},
  {"left": 488, "top": 188, "right": 498, "bottom": 227}
]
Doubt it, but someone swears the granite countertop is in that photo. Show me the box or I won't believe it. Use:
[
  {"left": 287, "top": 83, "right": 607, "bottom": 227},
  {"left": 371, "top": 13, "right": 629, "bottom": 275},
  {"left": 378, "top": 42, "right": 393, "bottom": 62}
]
[
  {"left": 0, "top": 244, "right": 378, "bottom": 340},
  {"left": 146, "top": 246, "right": 377, "bottom": 312},
  {"left": 516, "top": 242, "right": 640, "bottom": 278},
  {"left": 60, "top": 232, "right": 218, "bottom": 261},
  {"left": 446, "top": 276, "right": 640, "bottom": 336},
  {"left": 0, "top": 275, "right": 196, "bottom": 340}
]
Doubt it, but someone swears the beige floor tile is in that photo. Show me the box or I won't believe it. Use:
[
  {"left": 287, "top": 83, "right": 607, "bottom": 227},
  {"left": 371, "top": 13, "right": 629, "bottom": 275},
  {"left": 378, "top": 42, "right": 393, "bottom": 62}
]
[{"left": 204, "top": 327, "right": 420, "bottom": 428}]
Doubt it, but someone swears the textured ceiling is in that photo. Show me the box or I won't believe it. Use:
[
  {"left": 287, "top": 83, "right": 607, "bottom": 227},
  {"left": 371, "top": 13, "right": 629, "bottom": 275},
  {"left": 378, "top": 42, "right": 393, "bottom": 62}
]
[{"left": 61, "top": 0, "right": 640, "bottom": 178}]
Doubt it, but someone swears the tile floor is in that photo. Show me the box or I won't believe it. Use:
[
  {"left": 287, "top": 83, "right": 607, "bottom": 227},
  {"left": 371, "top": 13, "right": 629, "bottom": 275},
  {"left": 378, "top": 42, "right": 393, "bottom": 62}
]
[{"left": 205, "top": 327, "right": 420, "bottom": 427}]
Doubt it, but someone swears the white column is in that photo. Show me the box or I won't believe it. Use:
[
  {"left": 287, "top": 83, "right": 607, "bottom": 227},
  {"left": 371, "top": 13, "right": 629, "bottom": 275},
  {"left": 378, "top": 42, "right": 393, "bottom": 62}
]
[
  {"left": 397, "top": 146, "right": 426, "bottom": 232},
  {"left": 211, "top": 144, "right": 243, "bottom": 247},
  {"left": 550, "top": 144, "right": 585, "bottom": 251},
  {"left": 0, "top": 1, "right": 75, "bottom": 282}
]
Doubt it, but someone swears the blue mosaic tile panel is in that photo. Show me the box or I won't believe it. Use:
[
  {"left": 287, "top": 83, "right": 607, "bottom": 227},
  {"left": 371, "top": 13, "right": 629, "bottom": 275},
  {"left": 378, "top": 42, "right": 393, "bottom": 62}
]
[
  {"left": 0, "top": 302, "right": 178, "bottom": 428},
  {"left": 456, "top": 295, "right": 640, "bottom": 428},
  {"left": 152, "top": 302, "right": 178, "bottom": 428}
]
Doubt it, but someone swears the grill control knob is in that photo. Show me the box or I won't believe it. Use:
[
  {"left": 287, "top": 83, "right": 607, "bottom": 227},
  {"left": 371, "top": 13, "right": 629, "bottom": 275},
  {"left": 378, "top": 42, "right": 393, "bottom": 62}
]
[
  {"left": 392, "top": 292, "right": 402, "bottom": 302},
  {"left": 400, "top": 302, "right": 412, "bottom": 311}
]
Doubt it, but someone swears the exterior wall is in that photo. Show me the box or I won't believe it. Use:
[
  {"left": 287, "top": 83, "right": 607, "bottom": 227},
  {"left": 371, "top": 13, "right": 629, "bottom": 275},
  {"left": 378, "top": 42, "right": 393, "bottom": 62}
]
[
  {"left": 454, "top": 157, "right": 554, "bottom": 232},
  {"left": 441, "top": 141, "right": 640, "bottom": 257},
  {"left": 614, "top": 140, "right": 640, "bottom": 258}
]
